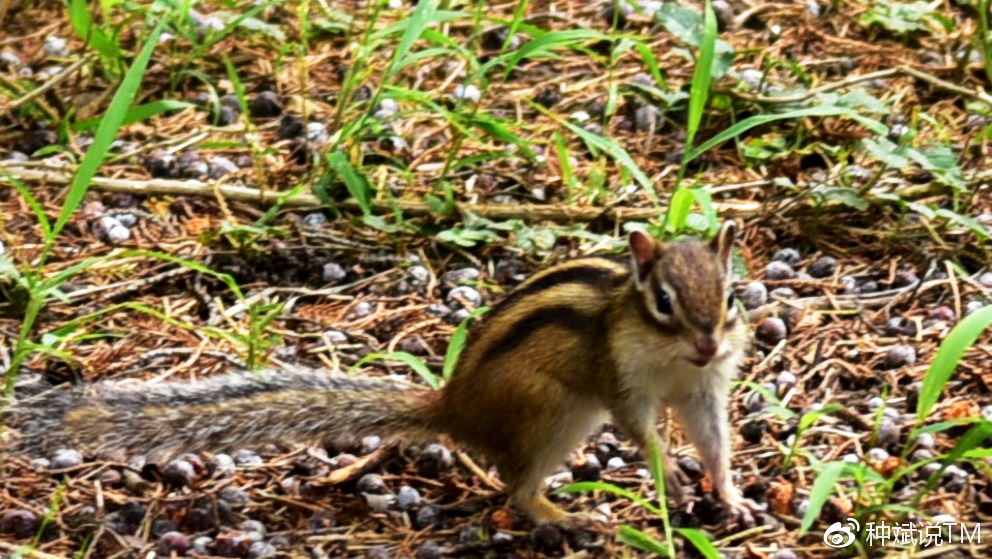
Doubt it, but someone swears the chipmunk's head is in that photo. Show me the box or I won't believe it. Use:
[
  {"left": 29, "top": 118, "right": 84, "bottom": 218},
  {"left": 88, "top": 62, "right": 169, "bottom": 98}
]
[{"left": 629, "top": 222, "right": 741, "bottom": 368}]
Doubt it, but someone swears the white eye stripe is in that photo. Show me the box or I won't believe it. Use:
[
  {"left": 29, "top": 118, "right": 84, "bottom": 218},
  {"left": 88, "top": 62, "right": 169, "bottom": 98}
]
[
  {"left": 646, "top": 285, "right": 739, "bottom": 326},
  {"left": 646, "top": 280, "right": 681, "bottom": 324},
  {"left": 726, "top": 291, "right": 740, "bottom": 320}
]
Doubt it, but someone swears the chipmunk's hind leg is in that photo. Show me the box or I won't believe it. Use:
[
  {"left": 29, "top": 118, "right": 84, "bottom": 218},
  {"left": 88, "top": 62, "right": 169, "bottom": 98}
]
[
  {"left": 500, "top": 461, "right": 570, "bottom": 523},
  {"left": 496, "top": 399, "right": 607, "bottom": 524},
  {"left": 519, "top": 493, "right": 570, "bottom": 523},
  {"left": 510, "top": 479, "right": 606, "bottom": 527}
]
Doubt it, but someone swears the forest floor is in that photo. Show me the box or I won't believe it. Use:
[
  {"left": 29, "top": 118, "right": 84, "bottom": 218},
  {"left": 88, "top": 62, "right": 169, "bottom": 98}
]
[{"left": 1, "top": 0, "right": 991, "bottom": 558}]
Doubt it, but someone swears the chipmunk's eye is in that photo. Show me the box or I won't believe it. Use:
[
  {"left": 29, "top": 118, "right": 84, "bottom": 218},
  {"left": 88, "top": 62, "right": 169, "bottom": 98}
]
[
  {"left": 726, "top": 292, "right": 736, "bottom": 309},
  {"left": 655, "top": 287, "right": 673, "bottom": 315}
]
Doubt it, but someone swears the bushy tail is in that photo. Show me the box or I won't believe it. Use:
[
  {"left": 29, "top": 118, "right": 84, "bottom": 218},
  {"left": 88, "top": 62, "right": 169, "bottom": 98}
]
[{"left": 2, "top": 367, "right": 441, "bottom": 460}]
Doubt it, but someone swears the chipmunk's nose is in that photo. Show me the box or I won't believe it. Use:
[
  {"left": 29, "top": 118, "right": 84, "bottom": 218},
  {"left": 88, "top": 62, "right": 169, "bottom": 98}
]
[{"left": 693, "top": 336, "right": 719, "bottom": 361}]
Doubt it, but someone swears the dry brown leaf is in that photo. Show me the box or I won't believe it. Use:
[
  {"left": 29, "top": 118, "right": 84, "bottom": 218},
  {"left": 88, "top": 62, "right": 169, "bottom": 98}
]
[
  {"left": 700, "top": 474, "right": 714, "bottom": 494},
  {"left": 490, "top": 508, "right": 514, "bottom": 531},
  {"left": 769, "top": 479, "right": 795, "bottom": 515},
  {"left": 945, "top": 400, "right": 980, "bottom": 420},
  {"left": 881, "top": 456, "right": 902, "bottom": 478},
  {"left": 830, "top": 495, "right": 853, "bottom": 516},
  {"left": 184, "top": 216, "right": 214, "bottom": 236},
  {"left": 744, "top": 541, "right": 769, "bottom": 559}
]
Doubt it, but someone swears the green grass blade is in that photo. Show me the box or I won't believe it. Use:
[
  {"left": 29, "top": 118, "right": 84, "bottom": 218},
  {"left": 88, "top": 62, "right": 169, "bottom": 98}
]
[
  {"left": 800, "top": 460, "right": 847, "bottom": 534},
  {"left": 373, "top": 10, "right": 466, "bottom": 42},
  {"left": 395, "top": 47, "right": 462, "bottom": 72},
  {"left": 129, "top": 252, "right": 241, "bottom": 300},
  {"left": 691, "top": 187, "right": 720, "bottom": 234},
  {"left": 942, "top": 420, "right": 992, "bottom": 465},
  {"left": 331, "top": 2, "right": 382, "bottom": 128},
  {"left": 916, "top": 417, "right": 982, "bottom": 435},
  {"left": 385, "top": 0, "right": 440, "bottom": 80},
  {"left": 667, "top": 0, "right": 717, "bottom": 233},
  {"left": 799, "top": 404, "right": 840, "bottom": 431},
  {"left": 934, "top": 208, "right": 991, "bottom": 240},
  {"left": 69, "top": 0, "right": 122, "bottom": 60},
  {"left": 39, "top": 249, "right": 244, "bottom": 300},
  {"left": 468, "top": 115, "right": 536, "bottom": 160},
  {"left": 257, "top": 182, "right": 310, "bottom": 226},
  {"left": 443, "top": 307, "right": 488, "bottom": 382},
  {"left": 2, "top": 168, "right": 52, "bottom": 242},
  {"left": 965, "top": 447, "right": 992, "bottom": 458},
  {"left": 73, "top": 100, "right": 195, "bottom": 132},
  {"left": 554, "top": 130, "right": 577, "bottom": 203},
  {"left": 687, "top": 106, "right": 887, "bottom": 163},
  {"left": 31, "top": 480, "right": 66, "bottom": 550},
  {"left": 52, "top": 23, "right": 164, "bottom": 239},
  {"left": 676, "top": 528, "right": 723, "bottom": 559},
  {"left": 254, "top": 303, "right": 285, "bottom": 332},
  {"left": 634, "top": 40, "right": 667, "bottom": 89},
  {"left": 617, "top": 525, "right": 672, "bottom": 557},
  {"left": 647, "top": 435, "right": 675, "bottom": 557},
  {"left": 502, "top": 0, "right": 531, "bottom": 51},
  {"left": 684, "top": 0, "right": 717, "bottom": 152},
  {"left": 202, "top": 0, "right": 288, "bottom": 49},
  {"left": 352, "top": 351, "right": 440, "bottom": 390},
  {"left": 333, "top": 1, "right": 445, "bottom": 149},
  {"left": 664, "top": 187, "right": 696, "bottom": 234},
  {"left": 555, "top": 481, "right": 664, "bottom": 516},
  {"left": 420, "top": 28, "right": 480, "bottom": 73},
  {"left": 980, "top": 0, "right": 992, "bottom": 88},
  {"left": 662, "top": 186, "right": 719, "bottom": 236},
  {"left": 500, "top": 29, "right": 608, "bottom": 81},
  {"left": 223, "top": 55, "right": 251, "bottom": 117},
  {"left": 605, "top": 80, "right": 620, "bottom": 121},
  {"left": 917, "top": 305, "right": 992, "bottom": 422},
  {"left": 326, "top": 151, "right": 373, "bottom": 216},
  {"left": 534, "top": 103, "right": 657, "bottom": 204},
  {"left": 915, "top": 420, "right": 992, "bottom": 505},
  {"left": 471, "top": 28, "right": 607, "bottom": 85}
]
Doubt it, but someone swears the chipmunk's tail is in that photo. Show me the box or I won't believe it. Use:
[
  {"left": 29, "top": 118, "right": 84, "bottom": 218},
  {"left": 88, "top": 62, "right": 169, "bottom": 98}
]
[{"left": 2, "top": 368, "right": 443, "bottom": 460}]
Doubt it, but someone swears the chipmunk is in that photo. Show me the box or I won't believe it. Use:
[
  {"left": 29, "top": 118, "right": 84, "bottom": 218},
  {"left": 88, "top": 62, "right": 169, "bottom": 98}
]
[{"left": 4, "top": 222, "right": 749, "bottom": 523}]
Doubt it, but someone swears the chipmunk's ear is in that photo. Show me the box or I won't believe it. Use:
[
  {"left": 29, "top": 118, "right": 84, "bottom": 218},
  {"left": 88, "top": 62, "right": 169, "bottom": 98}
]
[
  {"left": 629, "top": 230, "right": 659, "bottom": 286},
  {"left": 710, "top": 221, "right": 737, "bottom": 272}
]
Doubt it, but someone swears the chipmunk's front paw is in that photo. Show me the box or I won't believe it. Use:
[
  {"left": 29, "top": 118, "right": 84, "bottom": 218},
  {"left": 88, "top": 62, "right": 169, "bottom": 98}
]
[
  {"left": 563, "top": 510, "right": 611, "bottom": 530},
  {"left": 521, "top": 495, "right": 611, "bottom": 530},
  {"left": 663, "top": 458, "right": 690, "bottom": 503},
  {"left": 719, "top": 484, "right": 766, "bottom": 524}
]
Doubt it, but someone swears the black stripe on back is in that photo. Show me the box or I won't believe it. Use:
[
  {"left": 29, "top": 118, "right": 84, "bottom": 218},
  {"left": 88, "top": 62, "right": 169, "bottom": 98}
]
[
  {"left": 491, "top": 260, "right": 629, "bottom": 315},
  {"left": 481, "top": 305, "right": 595, "bottom": 362}
]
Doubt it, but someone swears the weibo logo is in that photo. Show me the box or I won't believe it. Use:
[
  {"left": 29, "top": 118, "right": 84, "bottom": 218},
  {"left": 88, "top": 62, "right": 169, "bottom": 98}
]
[{"left": 823, "top": 518, "right": 859, "bottom": 548}]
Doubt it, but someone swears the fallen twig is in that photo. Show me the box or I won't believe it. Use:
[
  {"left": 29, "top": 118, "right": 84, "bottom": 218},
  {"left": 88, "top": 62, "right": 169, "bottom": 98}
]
[
  {"left": 4, "top": 165, "right": 990, "bottom": 225},
  {"left": 730, "top": 67, "right": 901, "bottom": 105},
  {"left": 315, "top": 447, "right": 391, "bottom": 486},
  {"left": 1, "top": 54, "right": 96, "bottom": 116},
  {"left": 456, "top": 449, "right": 504, "bottom": 491},
  {"left": 730, "top": 65, "right": 992, "bottom": 107},
  {"left": 0, "top": 165, "right": 759, "bottom": 221},
  {"left": 65, "top": 266, "right": 193, "bottom": 301}
]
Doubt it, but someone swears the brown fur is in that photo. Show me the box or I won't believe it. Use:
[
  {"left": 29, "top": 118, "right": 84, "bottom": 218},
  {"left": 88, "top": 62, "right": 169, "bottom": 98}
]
[
  {"left": 660, "top": 242, "right": 727, "bottom": 333},
  {"left": 435, "top": 226, "right": 745, "bottom": 519},
  {"left": 3, "top": 228, "right": 747, "bottom": 523}
]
